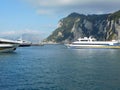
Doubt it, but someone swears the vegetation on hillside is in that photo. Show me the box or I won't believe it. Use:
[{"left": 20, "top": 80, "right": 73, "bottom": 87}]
[{"left": 46, "top": 10, "right": 120, "bottom": 43}]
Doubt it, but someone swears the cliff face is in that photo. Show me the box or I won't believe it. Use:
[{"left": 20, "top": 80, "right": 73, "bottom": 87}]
[{"left": 46, "top": 10, "right": 120, "bottom": 43}]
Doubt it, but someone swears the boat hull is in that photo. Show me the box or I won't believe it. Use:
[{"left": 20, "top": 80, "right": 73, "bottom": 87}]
[
  {"left": 66, "top": 44, "right": 120, "bottom": 49},
  {"left": 19, "top": 44, "right": 31, "bottom": 47},
  {"left": 0, "top": 44, "right": 19, "bottom": 53}
]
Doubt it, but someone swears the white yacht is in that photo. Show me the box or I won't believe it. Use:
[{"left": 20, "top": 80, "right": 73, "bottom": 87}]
[
  {"left": 65, "top": 37, "right": 120, "bottom": 49},
  {"left": 17, "top": 38, "right": 32, "bottom": 47},
  {"left": 0, "top": 38, "right": 20, "bottom": 53}
]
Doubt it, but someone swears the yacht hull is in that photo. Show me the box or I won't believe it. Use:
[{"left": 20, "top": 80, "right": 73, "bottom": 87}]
[
  {"left": 66, "top": 44, "right": 120, "bottom": 49},
  {"left": 19, "top": 44, "right": 31, "bottom": 47},
  {"left": 0, "top": 44, "right": 19, "bottom": 53}
]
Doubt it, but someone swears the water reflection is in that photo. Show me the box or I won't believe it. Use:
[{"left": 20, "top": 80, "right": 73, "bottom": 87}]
[
  {"left": 0, "top": 52, "right": 18, "bottom": 60},
  {"left": 71, "top": 49, "right": 120, "bottom": 58}
]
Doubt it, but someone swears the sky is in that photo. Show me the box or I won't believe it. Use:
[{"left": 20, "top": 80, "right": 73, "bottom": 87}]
[{"left": 0, "top": 0, "right": 120, "bottom": 42}]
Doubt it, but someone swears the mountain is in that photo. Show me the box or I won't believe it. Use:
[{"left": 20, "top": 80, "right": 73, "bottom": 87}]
[{"left": 45, "top": 10, "right": 120, "bottom": 43}]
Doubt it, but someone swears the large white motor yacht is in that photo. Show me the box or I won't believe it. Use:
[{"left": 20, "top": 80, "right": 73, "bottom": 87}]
[
  {"left": 65, "top": 37, "right": 120, "bottom": 49},
  {"left": 0, "top": 38, "right": 19, "bottom": 52}
]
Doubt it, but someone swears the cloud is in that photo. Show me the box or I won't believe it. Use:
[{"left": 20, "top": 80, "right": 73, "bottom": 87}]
[
  {"left": 23, "top": 0, "right": 120, "bottom": 15},
  {"left": 0, "top": 29, "right": 48, "bottom": 42},
  {"left": 1, "top": 29, "right": 42, "bottom": 36}
]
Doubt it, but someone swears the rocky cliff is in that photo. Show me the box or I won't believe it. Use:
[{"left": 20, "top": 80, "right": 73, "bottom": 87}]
[{"left": 46, "top": 10, "right": 120, "bottom": 43}]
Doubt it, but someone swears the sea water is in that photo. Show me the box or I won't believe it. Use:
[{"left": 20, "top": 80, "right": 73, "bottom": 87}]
[{"left": 0, "top": 45, "right": 120, "bottom": 90}]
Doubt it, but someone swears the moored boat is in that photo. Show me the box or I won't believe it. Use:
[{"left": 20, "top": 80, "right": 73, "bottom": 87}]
[
  {"left": 17, "top": 38, "right": 32, "bottom": 47},
  {"left": 0, "top": 38, "right": 20, "bottom": 53},
  {"left": 65, "top": 37, "right": 120, "bottom": 49}
]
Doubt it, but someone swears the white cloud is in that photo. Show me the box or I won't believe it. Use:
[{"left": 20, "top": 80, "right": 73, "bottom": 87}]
[
  {"left": 23, "top": 0, "right": 120, "bottom": 15},
  {"left": 25, "top": 0, "right": 104, "bottom": 7},
  {"left": 36, "top": 9, "right": 55, "bottom": 15},
  {"left": 1, "top": 29, "right": 42, "bottom": 36},
  {"left": 0, "top": 29, "right": 48, "bottom": 42}
]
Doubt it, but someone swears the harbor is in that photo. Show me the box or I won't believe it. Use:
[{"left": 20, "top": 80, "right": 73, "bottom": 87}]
[
  {"left": 1, "top": 0, "right": 120, "bottom": 90},
  {"left": 0, "top": 45, "right": 120, "bottom": 90}
]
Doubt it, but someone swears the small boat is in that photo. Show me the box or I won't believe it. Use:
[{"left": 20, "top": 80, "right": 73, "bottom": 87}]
[
  {"left": 0, "top": 38, "right": 20, "bottom": 53},
  {"left": 17, "top": 38, "right": 32, "bottom": 47},
  {"left": 65, "top": 37, "right": 120, "bottom": 49}
]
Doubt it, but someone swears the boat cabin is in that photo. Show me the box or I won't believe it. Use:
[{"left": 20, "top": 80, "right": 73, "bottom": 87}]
[{"left": 77, "top": 37, "right": 96, "bottom": 42}]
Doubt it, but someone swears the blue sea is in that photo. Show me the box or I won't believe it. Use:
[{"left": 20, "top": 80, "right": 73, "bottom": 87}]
[{"left": 0, "top": 45, "right": 120, "bottom": 90}]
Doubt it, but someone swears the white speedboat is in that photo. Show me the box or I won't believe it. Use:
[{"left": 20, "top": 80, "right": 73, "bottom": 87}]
[
  {"left": 17, "top": 38, "right": 32, "bottom": 47},
  {"left": 65, "top": 37, "right": 120, "bottom": 49},
  {"left": 0, "top": 38, "right": 20, "bottom": 53}
]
